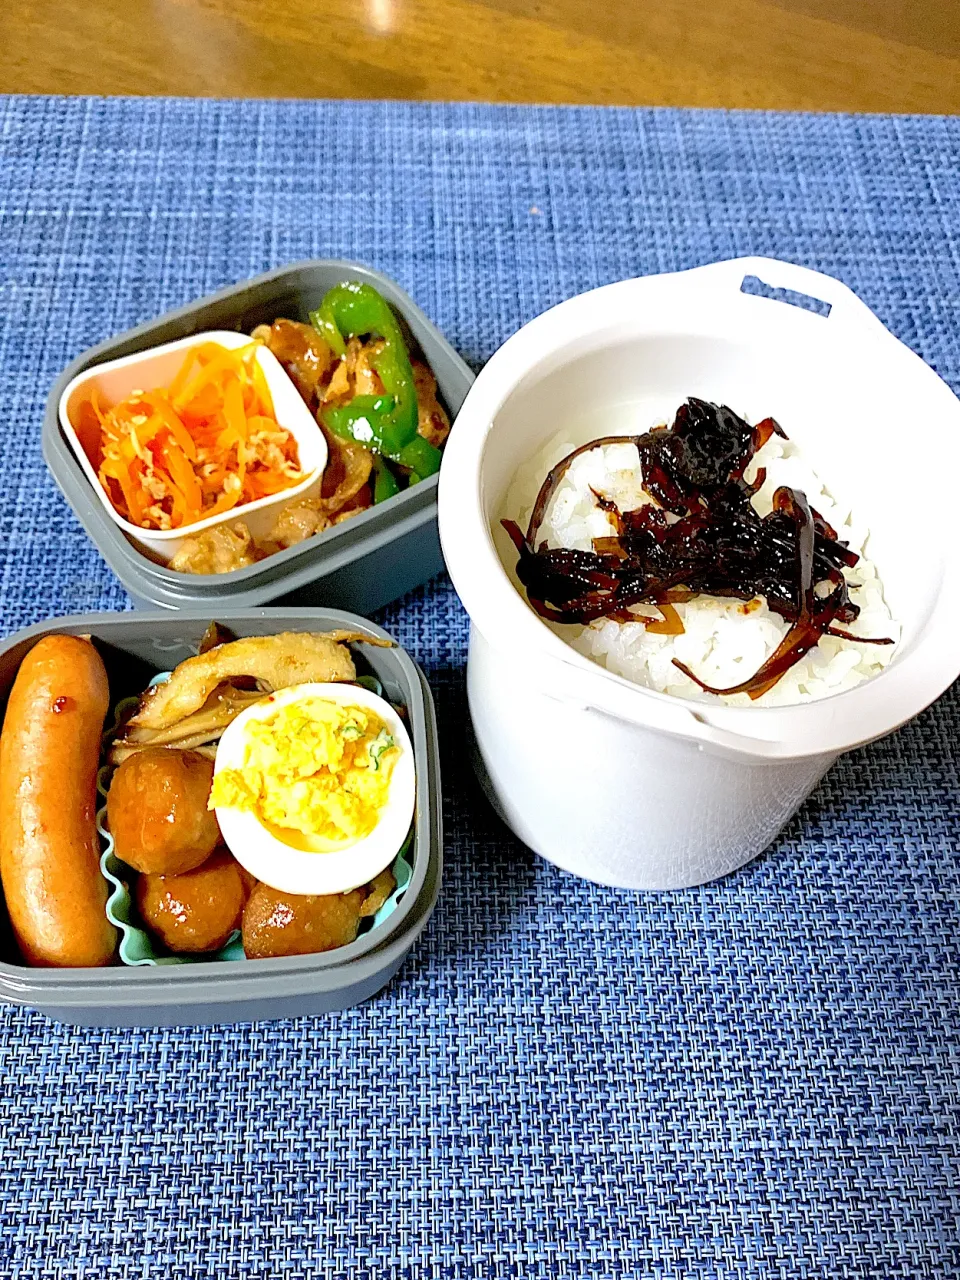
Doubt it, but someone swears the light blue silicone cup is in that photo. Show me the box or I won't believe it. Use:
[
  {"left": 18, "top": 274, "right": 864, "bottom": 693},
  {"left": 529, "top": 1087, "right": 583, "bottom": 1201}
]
[{"left": 99, "top": 673, "right": 414, "bottom": 967}]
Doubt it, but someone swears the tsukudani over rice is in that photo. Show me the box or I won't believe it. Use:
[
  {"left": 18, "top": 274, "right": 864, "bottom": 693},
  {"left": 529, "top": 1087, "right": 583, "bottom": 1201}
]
[{"left": 506, "top": 418, "right": 899, "bottom": 708}]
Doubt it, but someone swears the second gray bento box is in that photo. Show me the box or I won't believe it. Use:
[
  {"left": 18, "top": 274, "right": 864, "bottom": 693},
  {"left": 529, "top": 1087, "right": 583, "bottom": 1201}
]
[
  {"left": 0, "top": 609, "right": 441, "bottom": 1027},
  {"left": 43, "top": 260, "right": 475, "bottom": 612}
]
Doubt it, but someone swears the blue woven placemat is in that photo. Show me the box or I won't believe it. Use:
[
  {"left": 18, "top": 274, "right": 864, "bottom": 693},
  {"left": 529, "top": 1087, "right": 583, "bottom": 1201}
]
[{"left": 0, "top": 97, "right": 958, "bottom": 1279}]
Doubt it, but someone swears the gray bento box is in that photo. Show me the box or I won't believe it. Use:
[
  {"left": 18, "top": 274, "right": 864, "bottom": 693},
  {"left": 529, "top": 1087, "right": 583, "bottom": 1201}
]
[
  {"left": 0, "top": 609, "right": 441, "bottom": 1027},
  {"left": 43, "top": 260, "right": 475, "bottom": 612}
]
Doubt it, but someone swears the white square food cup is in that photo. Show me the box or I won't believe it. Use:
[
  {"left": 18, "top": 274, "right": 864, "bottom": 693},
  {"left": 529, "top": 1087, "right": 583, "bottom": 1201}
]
[{"left": 58, "top": 330, "right": 328, "bottom": 563}]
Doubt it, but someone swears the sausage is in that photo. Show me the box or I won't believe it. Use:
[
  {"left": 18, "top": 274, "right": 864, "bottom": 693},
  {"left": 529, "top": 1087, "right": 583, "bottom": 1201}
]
[{"left": 0, "top": 635, "right": 117, "bottom": 967}]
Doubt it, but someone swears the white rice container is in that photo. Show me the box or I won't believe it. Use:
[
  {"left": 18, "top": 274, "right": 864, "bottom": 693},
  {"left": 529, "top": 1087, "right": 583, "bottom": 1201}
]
[{"left": 438, "top": 257, "right": 960, "bottom": 890}]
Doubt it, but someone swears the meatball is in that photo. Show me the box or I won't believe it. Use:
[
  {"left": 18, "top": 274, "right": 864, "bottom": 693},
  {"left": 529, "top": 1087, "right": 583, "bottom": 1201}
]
[
  {"left": 242, "top": 869, "right": 397, "bottom": 960},
  {"left": 135, "top": 849, "right": 245, "bottom": 954},
  {"left": 242, "top": 883, "right": 366, "bottom": 959},
  {"left": 107, "top": 748, "right": 220, "bottom": 874}
]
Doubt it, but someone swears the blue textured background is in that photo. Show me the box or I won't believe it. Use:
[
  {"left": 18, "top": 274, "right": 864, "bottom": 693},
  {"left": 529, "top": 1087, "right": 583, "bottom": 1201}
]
[{"left": 0, "top": 98, "right": 959, "bottom": 1279}]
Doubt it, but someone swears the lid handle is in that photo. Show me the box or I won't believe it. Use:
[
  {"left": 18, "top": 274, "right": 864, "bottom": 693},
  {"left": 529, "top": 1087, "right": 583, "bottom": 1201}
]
[{"left": 680, "top": 256, "right": 889, "bottom": 339}]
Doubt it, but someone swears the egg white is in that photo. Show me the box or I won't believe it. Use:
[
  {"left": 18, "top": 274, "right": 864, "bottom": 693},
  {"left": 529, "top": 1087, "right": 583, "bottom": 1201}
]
[{"left": 213, "top": 681, "right": 415, "bottom": 896}]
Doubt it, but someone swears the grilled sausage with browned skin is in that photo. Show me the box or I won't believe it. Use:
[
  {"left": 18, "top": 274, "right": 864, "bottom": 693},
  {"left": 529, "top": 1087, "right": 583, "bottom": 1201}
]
[{"left": 0, "top": 636, "right": 117, "bottom": 967}]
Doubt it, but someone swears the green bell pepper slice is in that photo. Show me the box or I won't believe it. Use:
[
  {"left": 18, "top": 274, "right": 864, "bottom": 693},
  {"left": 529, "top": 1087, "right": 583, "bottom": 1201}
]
[
  {"left": 310, "top": 282, "right": 442, "bottom": 482},
  {"left": 372, "top": 455, "right": 401, "bottom": 505}
]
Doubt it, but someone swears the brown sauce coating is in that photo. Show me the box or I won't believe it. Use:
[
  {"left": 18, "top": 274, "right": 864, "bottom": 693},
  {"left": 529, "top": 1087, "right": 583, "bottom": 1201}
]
[
  {"left": 242, "top": 868, "right": 396, "bottom": 959},
  {"left": 106, "top": 747, "right": 221, "bottom": 874},
  {"left": 135, "top": 849, "right": 245, "bottom": 954},
  {"left": 242, "top": 883, "right": 367, "bottom": 959},
  {"left": 236, "top": 865, "right": 259, "bottom": 899}
]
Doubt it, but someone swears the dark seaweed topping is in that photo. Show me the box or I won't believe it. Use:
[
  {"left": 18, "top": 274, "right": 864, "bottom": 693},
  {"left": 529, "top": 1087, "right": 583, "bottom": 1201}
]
[{"left": 502, "top": 397, "right": 892, "bottom": 699}]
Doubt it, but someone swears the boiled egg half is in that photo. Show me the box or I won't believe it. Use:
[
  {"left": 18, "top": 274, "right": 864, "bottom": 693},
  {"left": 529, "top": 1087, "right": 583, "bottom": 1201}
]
[{"left": 211, "top": 681, "right": 415, "bottom": 896}]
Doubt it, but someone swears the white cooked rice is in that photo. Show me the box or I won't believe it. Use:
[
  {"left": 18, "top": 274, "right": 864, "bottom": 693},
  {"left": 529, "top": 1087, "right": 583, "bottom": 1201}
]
[{"left": 506, "top": 424, "right": 899, "bottom": 707}]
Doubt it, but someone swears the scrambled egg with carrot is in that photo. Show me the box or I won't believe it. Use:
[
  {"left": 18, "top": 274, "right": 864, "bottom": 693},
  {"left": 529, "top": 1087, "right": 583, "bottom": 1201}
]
[{"left": 209, "top": 698, "right": 398, "bottom": 844}]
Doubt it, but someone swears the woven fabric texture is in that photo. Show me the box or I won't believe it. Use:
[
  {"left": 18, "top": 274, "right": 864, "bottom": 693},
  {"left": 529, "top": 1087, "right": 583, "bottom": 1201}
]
[{"left": 0, "top": 97, "right": 958, "bottom": 1279}]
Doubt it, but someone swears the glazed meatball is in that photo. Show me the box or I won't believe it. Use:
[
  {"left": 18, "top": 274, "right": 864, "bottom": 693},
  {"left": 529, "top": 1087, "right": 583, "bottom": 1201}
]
[
  {"left": 107, "top": 748, "right": 220, "bottom": 874},
  {"left": 135, "top": 849, "right": 245, "bottom": 954},
  {"left": 242, "top": 883, "right": 366, "bottom": 959},
  {"left": 242, "top": 869, "right": 396, "bottom": 960}
]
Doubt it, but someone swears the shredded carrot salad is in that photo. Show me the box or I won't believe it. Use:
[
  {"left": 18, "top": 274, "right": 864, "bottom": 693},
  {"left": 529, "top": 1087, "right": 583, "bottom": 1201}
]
[{"left": 89, "top": 341, "right": 306, "bottom": 531}]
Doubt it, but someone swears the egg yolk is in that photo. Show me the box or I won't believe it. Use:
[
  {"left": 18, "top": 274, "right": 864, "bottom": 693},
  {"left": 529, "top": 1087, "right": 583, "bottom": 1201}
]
[{"left": 210, "top": 698, "right": 399, "bottom": 847}]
